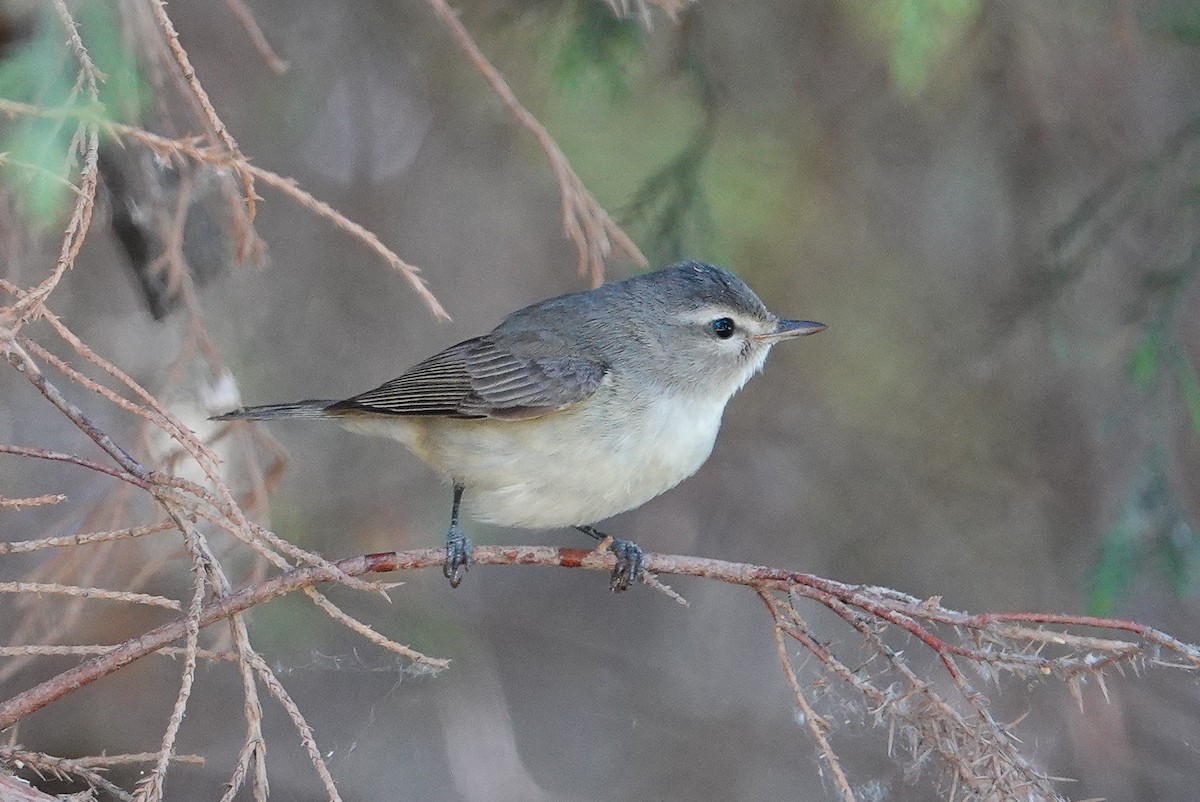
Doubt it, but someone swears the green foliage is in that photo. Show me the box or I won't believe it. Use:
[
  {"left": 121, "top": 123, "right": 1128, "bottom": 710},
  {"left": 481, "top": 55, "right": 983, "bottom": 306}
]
[
  {"left": 0, "top": 3, "right": 146, "bottom": 224},
  {"left": 1093, "top": 308, "right": 1200, "bottom": 613},
  {"left": 1170, "top": 345, "right": 1200, "bottom": 435},
  {"left": 552, "top": 0, "right": 641, "bottom": 99},
  {"left": 1093, "top": 328, "right": 1200, "bottom": 614},
  {"left": 1154, "top": 0, "right": 1200, "bottom": 45},
  {"left": 1126, "top": 327, "right": 1160, "bottom": 391},
  {"left": 533, "top": 1, "right": 720, "bottom": 264},
  {"left": 77, "top": 1, "right": 147, "bottom": 119},
  {"left": 622, "top": 127, "right": 714, "bottom": 265},
  {"left": 848, "top": 0, "right": 981, "bottom": 97},
  {"left": 1057, "top": 115, "right": 1200, "bottom": 613},
  {"left": 1088, "top": 516, "right": 1141, "bottom": 618},
  {"left": 529, "top": 2, "right": 810, "bottom": 269},
  {"left": 1087, "top": 451, "right": 1200, "bottom": 615}
]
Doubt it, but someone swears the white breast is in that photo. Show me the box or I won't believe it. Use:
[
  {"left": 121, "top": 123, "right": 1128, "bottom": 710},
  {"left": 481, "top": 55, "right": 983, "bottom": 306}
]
[
  {"left": 339, "top": 348, "right": 755, "bottom": 530},
  {"left": 344, "top": 382, "right": 731, "bottom": 529}
]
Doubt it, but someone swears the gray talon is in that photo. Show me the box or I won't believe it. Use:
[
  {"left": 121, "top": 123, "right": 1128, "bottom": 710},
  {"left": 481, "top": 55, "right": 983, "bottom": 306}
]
[
  {"left": 444, "top": 532, "right": 472, "bottom": 588},
  {"left": 608, "top": 538, "right": 644, "bottom": 592}
]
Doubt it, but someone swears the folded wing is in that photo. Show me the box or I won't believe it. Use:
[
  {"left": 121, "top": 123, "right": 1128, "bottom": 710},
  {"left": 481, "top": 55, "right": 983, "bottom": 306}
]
[{"left": 326, "top": 336, "right": 608, "bottom": 421}]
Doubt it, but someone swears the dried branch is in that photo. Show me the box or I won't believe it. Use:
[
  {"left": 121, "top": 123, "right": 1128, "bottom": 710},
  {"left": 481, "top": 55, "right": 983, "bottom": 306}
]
[
  {"left": 2, "top": 747, "right": 140, "bottom": 802},
  {"left": 0, "top": 645, "right": 239, "bottom": 662},
  {"left": 2, "top": 547, "right": 1196, "bottom": 736},
  {"left": 0, "top": 582, "right": 179, "bottom": 610},
  {"left": 762, "top": 590, "right": 855, "bottom": 801},
  {"left": 0, "top": 100, "right": 449, "bottom": 321},
  {"left": 132, "top": 521, "right": 207, "bottom": 802},
  {"left": 221, "top": 0, "right": 289, "bottom": 75},
  {"left": 0, "top": 771, "right": 61, "bottom": 802},
  {"left": 0, "top": 495, "right": 67, "bottom": 510},
  {"left": 106, "top": 121, "right": 448, "bottom": 319},
  {"left": 146, "top": 0, "right": 257, "bottom": 220},
  {"left": 424, "top": 0, "right": 646, "bottom": 285},
  {"left": 5, "top": 4, "right": 1199, "bottom": 801},
  {"left": 0, "top": 522, "right": 175, "bottom": 554}
]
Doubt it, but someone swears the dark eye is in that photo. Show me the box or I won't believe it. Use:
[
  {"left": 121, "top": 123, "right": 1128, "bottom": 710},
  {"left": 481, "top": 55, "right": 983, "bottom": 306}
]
[{"left": 710, "top": 317, "right": 736, "bottom": 339}]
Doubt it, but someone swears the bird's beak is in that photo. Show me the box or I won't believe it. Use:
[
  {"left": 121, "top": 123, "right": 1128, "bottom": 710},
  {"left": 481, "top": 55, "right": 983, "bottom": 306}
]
[{"left": 756, "top": 319, "right": 827, "bottom": 342}]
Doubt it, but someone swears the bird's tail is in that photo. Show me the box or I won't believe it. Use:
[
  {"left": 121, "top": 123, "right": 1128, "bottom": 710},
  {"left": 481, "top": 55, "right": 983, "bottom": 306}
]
[{"left": 211, "top": 400, "right": 338, "bottom": 422}]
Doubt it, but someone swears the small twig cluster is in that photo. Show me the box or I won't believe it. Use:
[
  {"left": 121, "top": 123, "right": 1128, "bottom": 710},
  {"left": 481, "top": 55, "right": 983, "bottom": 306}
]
[
  {"left": 0, "top": 2, "right": 643, "bottom": 799},
  {"left": 2, "top": 3, "right": 1199, "bottom": 802},
  {"left": 4, "top": 545, "right": 1198, "bottom": 800}
]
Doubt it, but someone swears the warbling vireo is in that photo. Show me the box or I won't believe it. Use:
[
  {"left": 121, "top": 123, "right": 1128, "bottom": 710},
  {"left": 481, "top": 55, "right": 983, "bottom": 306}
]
[{"left": 213, "top": 260, "right": 825, "bottom": 591}]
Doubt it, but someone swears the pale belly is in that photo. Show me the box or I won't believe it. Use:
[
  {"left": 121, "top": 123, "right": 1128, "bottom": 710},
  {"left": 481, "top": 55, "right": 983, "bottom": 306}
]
[{"left": 342, "top": 390, "right": 728, "bottom": 528}]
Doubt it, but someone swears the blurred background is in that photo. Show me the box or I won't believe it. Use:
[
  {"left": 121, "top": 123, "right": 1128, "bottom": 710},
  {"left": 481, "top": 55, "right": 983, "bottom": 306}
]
[{"left": 3, "top": 0, "right": 1200, "bottom": 799}]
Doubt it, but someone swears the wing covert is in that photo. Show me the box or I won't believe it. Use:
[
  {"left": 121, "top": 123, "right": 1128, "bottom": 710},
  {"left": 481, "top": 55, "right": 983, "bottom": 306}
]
[{"left": 326, "top": 337, "right": 607, "bottom": 420}]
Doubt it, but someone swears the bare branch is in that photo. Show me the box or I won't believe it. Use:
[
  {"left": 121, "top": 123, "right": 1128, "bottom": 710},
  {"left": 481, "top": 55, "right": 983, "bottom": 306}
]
[
  {"left": 221, "top": 0, "right": 289, "bottom": 75},
  {"left": 146, "top": 0, "right": 257, "bottom": 221},
  {"left": 0, "top": 495, "right": 67, "bottom": 510},
  {"left": 424, "top": 0, "right": 647, "bottom": 285},
  {"left": 2, "top": 546, "right": 1197, "bottom": 738},
  {"left": 0, "top": 582, "right": 179, "bottom": 610}
]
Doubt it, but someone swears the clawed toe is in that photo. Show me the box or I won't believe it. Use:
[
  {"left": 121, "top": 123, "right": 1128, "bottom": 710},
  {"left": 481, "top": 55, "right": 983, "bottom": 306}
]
[
  {"left": 574, "top": 525, "right": 644, "bottom": 591},
  {"left": 444, "top": 532, "right": 473, "bottom": 588},
  {"left": 607, "top": 538, "right": 644, "bottom": 592}
]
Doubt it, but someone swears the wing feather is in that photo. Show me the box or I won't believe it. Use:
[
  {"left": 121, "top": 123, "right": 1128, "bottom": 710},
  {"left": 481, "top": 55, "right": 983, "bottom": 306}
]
[{"left": 325, "top": 336, "right": 607, "bottom": 420}]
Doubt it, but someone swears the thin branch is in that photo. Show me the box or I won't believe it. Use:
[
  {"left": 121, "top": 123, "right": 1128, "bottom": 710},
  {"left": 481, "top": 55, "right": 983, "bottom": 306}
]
[
  {"left": 0, "top": 522, "right": 176, "bottom": 554},
  {"left": 2, "top": 546, "right": 1197, "bottom": 733},
  {"left": 424, "top": 0, "right": 646, "bottom": 285},
  {"left": 760, "top": 590, "right": 856, "bottom": 801},
  {"left": 242, "top": 163, "right": 449, "bottom": 319},
  {"left": 0, "top": 582, "right": 179, "bottom": 610},
  {"left": 0, "top": 101, "right": 449, "bottom": 321},
  {"left": 0, "top": 495, "right": 67, "bottom": 510},
  {"left": 0, "top": 645, "right": 239, "bottom": 661},
  {"left": 133, "top": 522, "right": 208, "bottom": 802},
  {"left": 221, "top": 0, "right": 289, "bottom": 75},
  {"left": 146, "top": 0, "right": 257, "bottom": 220},
  {"left": 245, "top": 650, "right": 341, "bottom": 802},
  {"left": 2, "top": 749, "right": 133, "bottom": 802},
  {"left": 0, "top": 444, "right": 152, "bottom": 490}
]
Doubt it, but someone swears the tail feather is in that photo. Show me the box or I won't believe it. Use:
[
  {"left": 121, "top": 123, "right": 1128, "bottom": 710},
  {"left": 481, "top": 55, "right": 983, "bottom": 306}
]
[{"left": 211, "top": 399, "right": 338, "bottom": 422}]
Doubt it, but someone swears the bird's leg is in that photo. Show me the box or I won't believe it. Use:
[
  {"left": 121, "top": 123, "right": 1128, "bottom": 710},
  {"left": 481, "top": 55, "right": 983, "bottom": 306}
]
[
  {"left": 443, "top": 483, "right": 472, "bottom": 588},
  {"left": 576, "top": 525, "right": 644, "bottom": 592}
]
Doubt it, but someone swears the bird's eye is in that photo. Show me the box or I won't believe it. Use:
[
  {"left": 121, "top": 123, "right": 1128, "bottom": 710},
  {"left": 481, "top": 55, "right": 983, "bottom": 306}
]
[{"left": 710, "top": 317, "right": 736, "bottom": 339}]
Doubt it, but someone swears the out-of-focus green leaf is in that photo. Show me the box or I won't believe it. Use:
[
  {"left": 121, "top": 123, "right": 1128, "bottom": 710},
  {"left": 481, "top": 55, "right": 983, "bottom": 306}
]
[
  {"left": 1087, "top": 518, "right": 1140, "bottom": 616},
  {"left": 1168, "top": 344, "right": 1200, "bottom": 435},
  {"left": 77, "top": 1, "right": 148, "bottom": 121},
  {"left": 1089, "top": 449, "right": 1200, "bottom": 613},
  {"left": 1160, "top": 518, "right": 1200, "bottom": 597},
  {"left": 1127, "top": 328, "right": 1160, "bottom": 390},
  {"left": 622, "top": 127, "right": 713, "bottom": 265},
  {"left": 1088, "top": 454, "right": 1153, "bottom": 617},
  {"left": 845, "top": 0, "right": 981, "bottom": 97},
  {"left": 0, "top": 14, "right": 74, "bottom": 222},
  {"left": 1154, "top": 0, "right": 1200, "bottom": 45},
  {"left": 4, "top": 119, "right": 72, "bottom": 222},
  {"left": 0, "top": 3, "right": 146, "bottom": 224},
  {"left": 552, "top": 0, "right": 640, "bottom": 99}
]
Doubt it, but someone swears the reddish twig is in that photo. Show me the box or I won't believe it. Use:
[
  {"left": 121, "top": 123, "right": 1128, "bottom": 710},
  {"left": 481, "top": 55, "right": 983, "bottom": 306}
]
[
  {"left": 221, "top": 0, "right": 289, "bottom": 75},
  {"left": 147, "top": 0, "right": 257, "bottom": 221},
  {"left": 2, "top": 546, "right": 1197, "bottom": 734},
  {"left": 424, "top": 0, "right": 646, "bottom": 285}
]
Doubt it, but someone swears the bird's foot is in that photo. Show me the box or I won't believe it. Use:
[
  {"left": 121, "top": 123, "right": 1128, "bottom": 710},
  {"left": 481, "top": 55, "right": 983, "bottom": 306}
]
[
  {"left": 576, "top": 525, "right": 644, "bottom": 591},
  {"left": 443, "top": 529, "right": 473, "bottom": 588},
  {"left": 607, "top": 537, "right": 644, "bottom": 593}
]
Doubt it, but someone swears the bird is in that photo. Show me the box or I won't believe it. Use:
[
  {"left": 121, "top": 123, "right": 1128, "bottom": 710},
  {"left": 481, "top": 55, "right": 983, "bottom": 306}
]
[{"left": 213, "top": 260, "right": 825, "bottom": 591}]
